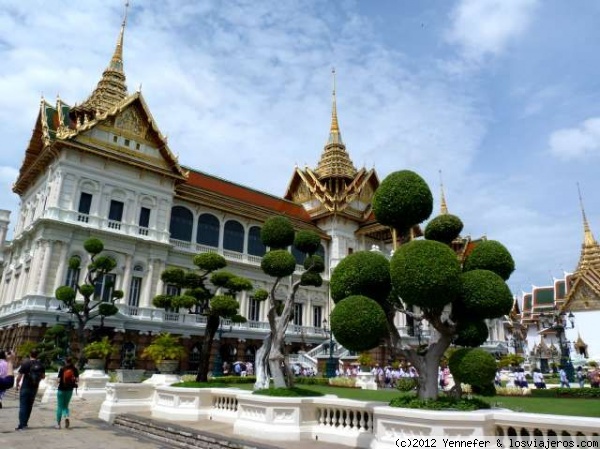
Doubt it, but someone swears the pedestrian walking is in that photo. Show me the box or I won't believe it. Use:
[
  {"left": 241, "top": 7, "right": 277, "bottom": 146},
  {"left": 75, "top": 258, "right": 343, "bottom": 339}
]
[
  {"left": 55, "top": 356, "right": 79, "bottom": 429},
  {"left": 15, "top": 349, "right": 45, "bottom": 431},
  {"left": 0, "top": 350, "right": 16, "bottom": 408},
  {"left": 559, "top": 367, "right": 570, "bottom": 388}
]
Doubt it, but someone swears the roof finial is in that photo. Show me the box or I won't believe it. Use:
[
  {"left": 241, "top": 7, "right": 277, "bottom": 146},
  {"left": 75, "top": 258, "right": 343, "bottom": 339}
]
[
  {"left": 328, "top": 67, "right": 341, "bottom": 141},
  {"left": 110, "top": 0, "right": 129, "bottom": 72},
  {"left": 577, "top": 182, "right": 596, "bottom": 246},
  {"left": 439, "top": 170, "right": 448, "bottom": 214}
]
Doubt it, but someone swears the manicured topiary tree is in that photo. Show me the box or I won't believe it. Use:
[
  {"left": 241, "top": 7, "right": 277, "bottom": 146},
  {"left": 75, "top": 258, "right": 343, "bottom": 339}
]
[
  {"left": 55, "top": 237, "right": 122, "bottom": 368},
  {"left": 449, "top": 347, "right": 497, "bottom": 396},
  {"left": 152, "top": 252, "right": 252, "bottom": 382},
  {"left": 330, "top": 295, "right": 388, "bottom": 352},
  {"left": 330, "top": 170, "right": 515, "bottom": 400},
  {"left": 254, "top": 215, "right": 324, "bottom": 389}
]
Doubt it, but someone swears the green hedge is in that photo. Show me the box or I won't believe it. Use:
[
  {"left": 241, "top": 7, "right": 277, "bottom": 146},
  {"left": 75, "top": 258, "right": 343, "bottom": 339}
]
[
  {"left": 531, "top": 387, "right": 600, "bottom": 399},
  {"left": 253, "top": 387, "right": 324, "bottom": 397},
  {"left": 294, "top": 377, "right": 330, "bottom": 386}
]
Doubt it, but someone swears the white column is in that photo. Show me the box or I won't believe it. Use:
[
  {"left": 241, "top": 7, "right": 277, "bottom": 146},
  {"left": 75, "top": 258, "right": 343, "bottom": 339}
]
[
  {"left": 141, "top": 259, "right": 155, "bottom": 307},
  {"left": 121, "top": 254, "right": 133, "bottom": 302},
  {"left": 38, "top": 240, "right": 54, "bottom": 296},
  {"left": 53, "top": 242, "right": 70, "bottom": 292},
  {"left": 26, "top": 241, "right": 43, "bottom": 296}
]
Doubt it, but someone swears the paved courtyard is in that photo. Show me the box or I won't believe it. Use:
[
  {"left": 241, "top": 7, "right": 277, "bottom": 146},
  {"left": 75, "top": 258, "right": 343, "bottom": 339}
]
[{"left": 0, "top": 390, "right": 169, "bottom": 449}]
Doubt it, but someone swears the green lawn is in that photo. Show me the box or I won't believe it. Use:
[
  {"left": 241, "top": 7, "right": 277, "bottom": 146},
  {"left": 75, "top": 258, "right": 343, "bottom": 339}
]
[{"left": 225, "top": 383, "right": 600, "bottom": 417}]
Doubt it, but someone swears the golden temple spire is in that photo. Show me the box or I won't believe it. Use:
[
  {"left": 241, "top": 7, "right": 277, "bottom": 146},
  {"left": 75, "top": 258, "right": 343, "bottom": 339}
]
[
  {"left": 328, "top": 68, "right": 342, "bottom": 145},
  {"left": 110, "top": 0, "right": 129, "bottom": 72},
  {"left": 578, "top": 183, "right": 596, "bottom": 247},
  {"left": 77, "top": 1, "right": 129, "bottom": 116},
  {"left": 315, "top": 68, "right": 357, "bottom": 180},
  {"left": 439, "top": 170, "right": 448, "bottom": 215}
]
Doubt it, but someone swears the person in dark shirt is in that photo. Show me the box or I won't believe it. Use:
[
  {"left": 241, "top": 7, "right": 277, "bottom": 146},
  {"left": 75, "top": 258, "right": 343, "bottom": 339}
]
[
  {"left": 55, "top": 357, "right": 80, "bottom": 429},
  {"left": 15, "top": 349, "right": 46, "bottom": 431}
]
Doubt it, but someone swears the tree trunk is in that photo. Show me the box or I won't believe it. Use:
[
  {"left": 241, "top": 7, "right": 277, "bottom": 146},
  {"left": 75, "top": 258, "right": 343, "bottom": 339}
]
[
  {"left": 196, "top": 314, "right": 220, "bottom": 382},
  {"left": 269, "top": 334, "right": 286, "bottom": 388},
  {"left": 254, "top": 334, "right": 272, "bottom": 390}
]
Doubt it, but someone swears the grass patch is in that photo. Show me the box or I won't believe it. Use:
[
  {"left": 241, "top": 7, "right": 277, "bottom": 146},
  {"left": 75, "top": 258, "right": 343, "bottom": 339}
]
[
  {"left": 390, "top": 395, "right": 490, "bottom": 411},
  {"left": 172, "top": 381, "right": 232, "bottom": 388},
  {"left": 253, "top": 387, "right": 324, "bottom": 397}
]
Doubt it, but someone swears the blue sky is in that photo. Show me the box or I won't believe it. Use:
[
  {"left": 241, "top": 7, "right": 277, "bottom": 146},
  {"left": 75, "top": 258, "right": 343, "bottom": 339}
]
[{"left": 0, "top": 0, "right": 599, "bottom": 297}]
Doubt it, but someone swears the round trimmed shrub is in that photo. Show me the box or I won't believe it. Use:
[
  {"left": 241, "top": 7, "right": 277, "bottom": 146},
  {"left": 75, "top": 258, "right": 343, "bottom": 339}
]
[
  {"left": 261, "top": 216, "right": 295, "bottom": 249},
  {"left": 83, "top": 238, "right": 104, "bottom": 255},
  {"left": 161, "top": 267, "right": 186, "bottom": 285},
  {"left": 294, "top": 230, "right": 321, "bottom": 255},
  {"left": 372, "top": 170, "right": 433, "bottom": 233},
  {"left": 448, "top": 348, "right": 470, "bottom": 383},
  {"left": 463, "top": 240, "right": 515, "bottom": 281},
  {"left": 300, "top": 271, "right": 323, "bottom": 287},
  {"left": 193, "top": 252, "right": 227, "bottom": 271},
  {"left": 210, "top": 295, "right": 239, "bottom": 317},
  {"left": 172, "top": 295, "right": 197, "bottom": 309},
  {"left": 254, "top": 289, "right": 269, "bottom": 301},
  {"left": 210, "top": 271, "right": 235, "bottom": 287},
  {"left": 390, "top": 240, "right": 461, "bottom": 310},
  {"left": 451, "top": 348, "right": 497, "bottom": 389},
  {"left": 459, "top": 270, "right": 513, "bottom": 319},
  {"left": 92, "top": 255, "right": 116, "bottom": 272},
  {"left": 98, "top": 303, "right": 118, "bottom": 316},
  {"left": 330, "top": 295, "right": 388, "bottom": 352},
  {"left": 330, "top": 251, "right": 391, "bottom": 304},
  {"left": 454, "top": 320, "right": 489, "bottom": 347},
  {"left": 424, "top": 214, "right": 464, "bottom": 244},
  {"left": 303, "top": 255, "right": 325, "bottom": 273},
  {"left": 153, "top": 294, "right": 173, "bottom": 308},
  {"left": 56, "top": 286, "right": 76, "bottom": 303},
  {"left": 68, "top": 256, "right": 81, "bottom": 270},
  {"left": 79, "top": 284, "right": 95, "bottom": 298},
  {"left": 261, "top": 250, "right": 296, "bottom": 278}
]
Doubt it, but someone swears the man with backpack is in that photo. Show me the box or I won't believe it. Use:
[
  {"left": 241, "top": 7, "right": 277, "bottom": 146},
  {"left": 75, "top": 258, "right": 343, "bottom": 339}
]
[
  {"left": 55, "top": 357, "right": 79, "bottom": 429},
  {"left": 15, "top": 349, "right": 45, "bottom": 431}
]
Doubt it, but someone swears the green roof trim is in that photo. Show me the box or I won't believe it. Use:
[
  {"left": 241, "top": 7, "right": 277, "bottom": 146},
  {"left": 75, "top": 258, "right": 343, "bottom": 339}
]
[{"left": 533, "top": 287, "right": 554, "bottom": 305}]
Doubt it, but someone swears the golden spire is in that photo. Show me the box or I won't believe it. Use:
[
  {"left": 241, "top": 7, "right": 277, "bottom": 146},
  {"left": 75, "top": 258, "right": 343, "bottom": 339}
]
[
  {"left": 328, "top": 68, "right": 341, "bottom": 145},
  {"left": 439, "top": 170, "right": 448, "bottom": 215},
  {"left": 578, "top": 183, "right": 596, "bottom": 246},
  {"left": 77, "top": 1, "right": 129, "bottom": 116},
  {"left": 110, "top": 0, "right": 129, "bottom": 72},
  {"left": 315, "top": 68, "right": 357, "bottom": 180}
]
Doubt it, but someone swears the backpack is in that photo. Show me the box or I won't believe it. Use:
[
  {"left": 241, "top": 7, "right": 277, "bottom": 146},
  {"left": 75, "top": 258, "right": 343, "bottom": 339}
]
[
  {"left": 62, "top": 366, "right": 77, "bottom": 389},
  {"left": 28, "top": 359, "right": 44, "bottom": 388}
]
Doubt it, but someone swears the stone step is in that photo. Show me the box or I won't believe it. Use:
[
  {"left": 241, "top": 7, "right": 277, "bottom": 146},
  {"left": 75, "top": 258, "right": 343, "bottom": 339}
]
[{"left": 113, "top": 414, "right": 283, "bottom": 449}]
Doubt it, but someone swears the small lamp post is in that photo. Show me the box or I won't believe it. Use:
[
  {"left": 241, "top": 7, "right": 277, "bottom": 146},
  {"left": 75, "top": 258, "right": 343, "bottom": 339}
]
[
  {"left": 540, "top": 307, "right": 575, "bottom": 382},
  {"left": 322, "top": 319, "right": 336, "bottom": 378},
  {"left": 212, "top": 320, "right": 233, "bottom": 378}
]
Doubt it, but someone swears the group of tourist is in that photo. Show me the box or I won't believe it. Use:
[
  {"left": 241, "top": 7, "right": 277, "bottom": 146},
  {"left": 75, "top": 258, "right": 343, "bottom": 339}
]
[
  {"left": 333, "top": 363, "right": 419, "bottom": 389},
  {"left": 0, "top": 349, "right": 80, "bottom": 431}
]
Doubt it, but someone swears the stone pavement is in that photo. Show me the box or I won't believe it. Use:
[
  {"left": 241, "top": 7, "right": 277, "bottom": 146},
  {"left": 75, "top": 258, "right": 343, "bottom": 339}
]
[
  {"left": 0, "top": 389, "right": 349, "bottom": 449},
  {"left": 0, "top": 389, "right": 170, "bottom": 449}
]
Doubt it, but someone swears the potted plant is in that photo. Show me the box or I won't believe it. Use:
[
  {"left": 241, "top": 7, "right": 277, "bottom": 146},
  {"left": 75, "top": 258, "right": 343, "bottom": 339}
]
[
  {"left": 115, "top": 344, "right": 146, "bottom": 383},
  {"left": 357, "top": 352, "right": 374, "bottom": 372},
  {"left": 141, "top": 332, "right": 186, "bottom": 374},
  {"left": 83, "top": 336, "right": 114, "bottom": 370}
]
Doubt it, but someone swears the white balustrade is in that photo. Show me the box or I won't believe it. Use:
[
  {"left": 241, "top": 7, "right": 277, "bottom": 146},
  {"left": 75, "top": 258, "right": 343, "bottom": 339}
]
[{"left": 99, "top": 386, "right": 600, "bottom": 448}]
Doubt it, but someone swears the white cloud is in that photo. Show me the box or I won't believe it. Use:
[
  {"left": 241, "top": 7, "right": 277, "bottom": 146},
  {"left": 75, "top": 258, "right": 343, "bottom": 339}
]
[
  {"left": 446, "top": 0, "right": 539, "bottom": 61},
  {"left": 549, "top": 118, "right": 600, "bottom": 160}
]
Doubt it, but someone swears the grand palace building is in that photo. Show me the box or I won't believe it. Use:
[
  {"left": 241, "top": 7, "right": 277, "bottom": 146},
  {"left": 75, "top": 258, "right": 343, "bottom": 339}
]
[{"left": 0, "top": 16, "right": 415, "bottom": 371}]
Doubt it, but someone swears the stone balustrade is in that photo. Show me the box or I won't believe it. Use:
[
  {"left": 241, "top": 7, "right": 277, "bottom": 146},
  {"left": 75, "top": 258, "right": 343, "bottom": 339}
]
[{"left": 99, "top": 385, "right": 600, "bottom": 448}]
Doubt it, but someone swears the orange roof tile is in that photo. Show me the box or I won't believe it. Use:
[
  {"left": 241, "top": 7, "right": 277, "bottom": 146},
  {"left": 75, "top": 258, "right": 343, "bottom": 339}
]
[{"left": 184, "top": 168, "right": 313, "bottom": 223}]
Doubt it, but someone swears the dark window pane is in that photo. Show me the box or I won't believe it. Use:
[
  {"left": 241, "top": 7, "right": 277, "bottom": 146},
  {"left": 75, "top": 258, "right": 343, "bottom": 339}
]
[
  {"left": 223, "top": 220, "right": 244, "bottom": 253},
  {"left": 169, "top": 206, "right": 193, "bottom": 241},
  {"left": 248, "top": 226, "right": 266, "bottom": 256},
  {"left": 291, "top": 246, "right": 304, "bottom": 265},
  {"left": 95, "top": 273, "right": 116, "bottom": 302},
  {"left": 109, "top": 200, "right": 124, "bottom": 222},
  {"left": 78, "top": 192, "right": 92, "bottom": 214},
  {"left": 139, "top": 207, "right": 150, "bottom": 228},
  {"left": 196, "top": 213, "right": 220, "bottom": 247}
]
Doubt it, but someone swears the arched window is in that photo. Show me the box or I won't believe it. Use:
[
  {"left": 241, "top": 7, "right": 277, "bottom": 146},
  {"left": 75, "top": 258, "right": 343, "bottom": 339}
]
[
  {"left": 248, "top": 226, "right": 266, "bottom": 256},
  {"left": 291, "top": 246, "right": 305, "bottom": 265},
  {"left": 316, "top": 244, "right": 325, "bottom": 260},
  {"left": 223, "top": 220, "right": 244, "bottom": 253},
  {"left": 169, "top": 206, "right": 193, "bottom": 241},
  {"left": 196, "top": 213, "right": 220, "bottom": 247}
]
